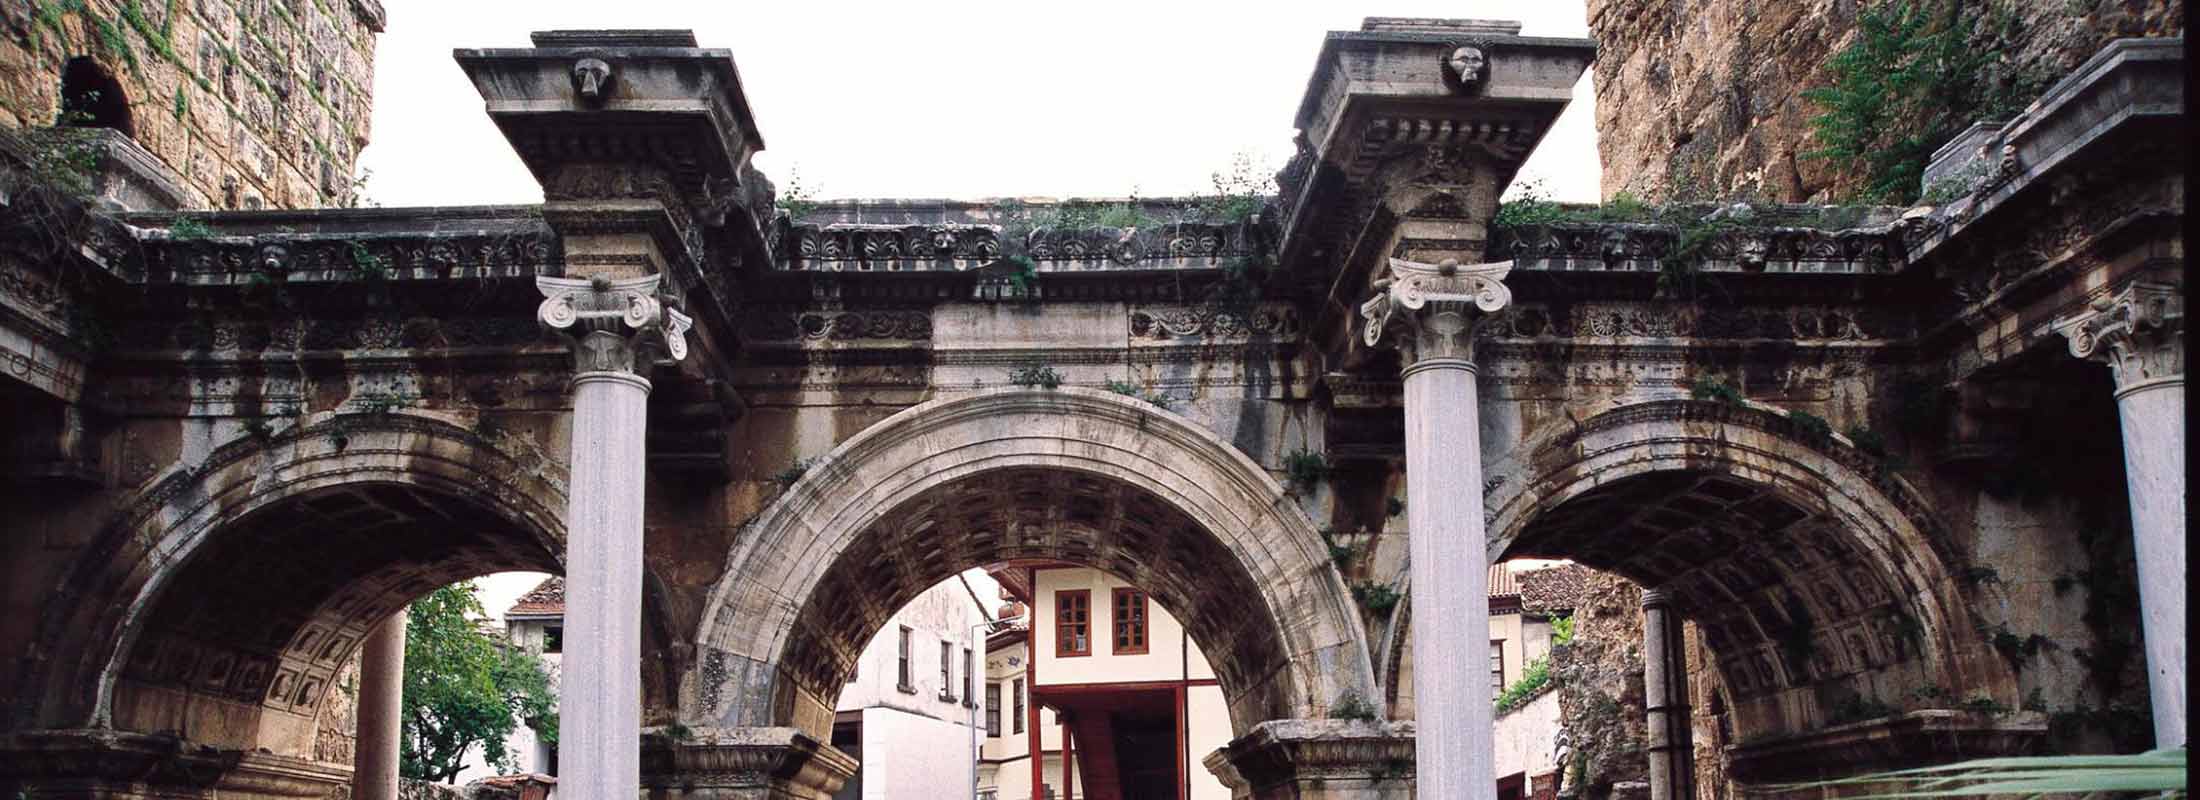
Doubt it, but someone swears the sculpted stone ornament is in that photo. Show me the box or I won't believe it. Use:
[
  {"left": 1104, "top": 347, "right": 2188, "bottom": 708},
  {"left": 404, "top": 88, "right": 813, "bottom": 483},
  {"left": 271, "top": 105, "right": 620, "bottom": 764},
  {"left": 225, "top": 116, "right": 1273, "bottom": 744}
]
[
  {"left": 572, "top": 57, "right": 615, "bottom": 106},
  {"left": 2052, "top": 282, "right": 2183, "bottom": 392},
  {"left": 537, "top": 274, "right": 693, "bottom": 374},
  {"left": 1443, "top": 45, "right": 1488, "bottom": 94},
  {"left": 1360, "top": 256, "right": 1514, "bottom": 364}
]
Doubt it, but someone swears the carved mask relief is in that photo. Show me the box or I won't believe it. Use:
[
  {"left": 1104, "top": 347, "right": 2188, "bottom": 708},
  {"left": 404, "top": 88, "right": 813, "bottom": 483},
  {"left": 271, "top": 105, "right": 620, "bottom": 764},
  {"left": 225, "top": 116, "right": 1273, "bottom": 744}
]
[
  {"left": 571, "top": 57, "right": 614, "bottom": 106},
  {"left": 1444, "top": 45, "right": 1487, "bottom": 93}
]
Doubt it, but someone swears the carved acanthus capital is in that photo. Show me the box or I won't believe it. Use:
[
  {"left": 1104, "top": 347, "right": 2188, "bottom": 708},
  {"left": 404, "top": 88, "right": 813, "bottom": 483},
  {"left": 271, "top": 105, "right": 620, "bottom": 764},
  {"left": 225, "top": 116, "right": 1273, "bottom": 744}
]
[
  {"left": 1359, "top": 256, "right": 1514, "bottom": 365},
  {"left": 537, "top": 274, "right": 693, "bottom": 375},
  {"left": 2052, "top": 282, "right": 2183, "bottom": 395}
]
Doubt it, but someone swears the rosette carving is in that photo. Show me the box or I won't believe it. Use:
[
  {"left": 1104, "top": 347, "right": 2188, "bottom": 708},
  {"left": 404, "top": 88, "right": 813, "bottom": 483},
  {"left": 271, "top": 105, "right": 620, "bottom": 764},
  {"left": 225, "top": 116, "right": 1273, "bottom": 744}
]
[
  {"left": 1359, "top": 257, "right": 1514, "bottom": 364},
  {"left": 536, "top": 274, "right": 694, "bottom": 374}
]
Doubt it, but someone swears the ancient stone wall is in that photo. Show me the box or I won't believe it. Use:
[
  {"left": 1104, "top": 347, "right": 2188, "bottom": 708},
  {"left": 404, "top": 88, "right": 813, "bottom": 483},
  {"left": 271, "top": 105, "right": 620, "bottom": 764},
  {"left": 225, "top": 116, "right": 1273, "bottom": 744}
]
[
  {"left": 1586, "top": 0, "right": 2179, "bottom": 202},
  {"left": 0, "top": 0, "right": 384, "bottom": 209},
  {"left": 1552, "top": 571, "right": 1646, "bottom": 800}
]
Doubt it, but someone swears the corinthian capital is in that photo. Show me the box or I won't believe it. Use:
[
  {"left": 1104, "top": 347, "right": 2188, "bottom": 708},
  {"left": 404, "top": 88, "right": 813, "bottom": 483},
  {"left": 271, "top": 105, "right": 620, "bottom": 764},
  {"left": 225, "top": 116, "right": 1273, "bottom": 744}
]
[
  {"left": 2052, "top": 282, "right": 2183, "bottom": 395},
  {"left": 1359, "top": 257, "right": 1514, "bottom": 365},
  {"left": 537, "top": 274, "right": 694, "bottom": 375}
]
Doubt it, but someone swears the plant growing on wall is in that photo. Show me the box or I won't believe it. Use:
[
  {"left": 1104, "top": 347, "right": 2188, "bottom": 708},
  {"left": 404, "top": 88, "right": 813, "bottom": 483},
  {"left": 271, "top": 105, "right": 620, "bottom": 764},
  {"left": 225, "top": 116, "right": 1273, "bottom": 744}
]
[
  {"left": 400, "top": 583, "right": 558, "bottom": 783},
  {"left": 1800, "top": 1, "right": 2055, "bottom": 203},
  {"left": 1007, "top": 362, "right": 1063, "bottom": 389},
  {"left": 1351, "top": 582, "right": 1401, "bottom": 615},
  {"left": 1283, "top": 448, "right": 1329, "bottom": 490},
  {"left": 1494, "top": 658, "right": 1553, "bottom": 713},
  {"left": 1689, "top": 375, "right": 1746, "bottom": 407}
]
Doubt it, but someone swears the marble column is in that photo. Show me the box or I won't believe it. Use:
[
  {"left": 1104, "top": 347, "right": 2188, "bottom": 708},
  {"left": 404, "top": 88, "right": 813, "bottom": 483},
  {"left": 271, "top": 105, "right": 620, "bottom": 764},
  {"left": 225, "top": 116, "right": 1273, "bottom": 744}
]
[
  {"left": 1640, "top": 589, "right": 1692, "bottom": 800},
  {"left": 2052, "top": 282, "right": 2185, "bottom": 748},
  {"left": 536, "top": 274, "right": 692, "bottom": 797},
  {"left": 351, "top": 610, "right": 406, "bottom": 800},
  {"left": 1361, "top": 256, "right": 1513, "bottom": 799}
]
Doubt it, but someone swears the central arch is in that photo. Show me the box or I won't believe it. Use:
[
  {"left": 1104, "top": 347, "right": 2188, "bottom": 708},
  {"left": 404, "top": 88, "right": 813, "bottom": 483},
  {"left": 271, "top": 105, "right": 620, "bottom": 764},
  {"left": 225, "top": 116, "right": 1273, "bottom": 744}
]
[{"left": 690, "top": 388, "right": 1377, "bottom": 739}]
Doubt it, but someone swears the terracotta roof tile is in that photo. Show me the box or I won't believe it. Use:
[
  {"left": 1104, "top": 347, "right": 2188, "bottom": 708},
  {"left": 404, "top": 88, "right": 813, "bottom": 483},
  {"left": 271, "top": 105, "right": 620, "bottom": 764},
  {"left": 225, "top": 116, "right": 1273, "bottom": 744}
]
[
  {"left": 506, "top": 576, "right": 564, "bottom": 617},
  {"left": 1517, "top": 563, "right": 1592, "bottom": 614}
]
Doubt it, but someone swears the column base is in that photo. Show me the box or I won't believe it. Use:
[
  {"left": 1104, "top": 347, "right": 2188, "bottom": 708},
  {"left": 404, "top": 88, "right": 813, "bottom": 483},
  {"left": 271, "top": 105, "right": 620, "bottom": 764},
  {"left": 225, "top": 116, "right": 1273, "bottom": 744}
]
[
  {"left": 641, "top": 727, "right": 857, "bottom": 800},
  {"left": 0, "top": 729, "right": 350, "bottom": 799},
  {"left": 1202, "top": 720, "right": 1417, "bottom": 800}
]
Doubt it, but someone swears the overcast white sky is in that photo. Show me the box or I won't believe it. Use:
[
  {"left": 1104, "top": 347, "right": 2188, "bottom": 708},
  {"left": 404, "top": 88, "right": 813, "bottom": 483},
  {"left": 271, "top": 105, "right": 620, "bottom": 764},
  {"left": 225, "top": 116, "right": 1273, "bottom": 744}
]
[{"left": 359, "top": 1, "right": 1602, "bottom": 208}]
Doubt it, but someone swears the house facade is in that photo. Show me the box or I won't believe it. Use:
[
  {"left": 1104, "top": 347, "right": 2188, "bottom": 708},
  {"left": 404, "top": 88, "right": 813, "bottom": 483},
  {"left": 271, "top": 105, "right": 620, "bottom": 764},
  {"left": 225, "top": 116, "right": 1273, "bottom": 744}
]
[{"left": 829, "top": 574, "right": 992, "bottom": 800}]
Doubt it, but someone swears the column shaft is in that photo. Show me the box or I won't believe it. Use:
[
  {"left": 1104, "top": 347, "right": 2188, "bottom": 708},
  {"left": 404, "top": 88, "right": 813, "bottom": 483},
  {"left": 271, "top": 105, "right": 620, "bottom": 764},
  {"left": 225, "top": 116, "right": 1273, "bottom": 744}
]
[
  {"left": 1405, "top": 358, "right": 1495, "bottom": 800},
  {"left": 564, "top": 370, "right": 653, "bottom": 798},
  {"left": 352, "top": 611, "right": 407, "bottom": 800},
  {"left": 1642, "top": 591, "right": 1692, "bottom": 800},
  {"left": 2116, "top": 379, "right": 2185, "bottom": 747}
]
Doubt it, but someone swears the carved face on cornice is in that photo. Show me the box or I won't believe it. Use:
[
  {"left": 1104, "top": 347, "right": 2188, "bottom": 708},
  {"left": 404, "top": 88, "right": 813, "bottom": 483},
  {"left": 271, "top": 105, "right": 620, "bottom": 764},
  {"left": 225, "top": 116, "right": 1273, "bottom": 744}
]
[
  {"left": 571, "top": 58, "right": 614, "bottom": 106},
  {"left": 1445, "top": 46, "right": 1487, "bottom": 92}
]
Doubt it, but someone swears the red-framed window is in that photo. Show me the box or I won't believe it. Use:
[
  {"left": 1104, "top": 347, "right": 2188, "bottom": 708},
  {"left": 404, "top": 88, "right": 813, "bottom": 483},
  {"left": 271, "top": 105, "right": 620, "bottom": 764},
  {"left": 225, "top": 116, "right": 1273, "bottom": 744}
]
[
  {"left": 1111, "top": 588, "right": 1149, "bottom": 655},
  {"left": 1056, "top": 590, "right": 1091, "bottom": 657}
]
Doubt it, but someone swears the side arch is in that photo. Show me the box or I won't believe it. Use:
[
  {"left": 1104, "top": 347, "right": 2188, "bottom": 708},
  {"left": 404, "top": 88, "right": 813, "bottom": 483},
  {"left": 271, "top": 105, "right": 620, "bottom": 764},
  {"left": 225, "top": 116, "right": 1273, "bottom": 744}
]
[
  {"left": 1378, "top": 399, "right": 2004, "bottom": 741},
  {"left": 690, "top": 388, "right": 1378, "bottom": 738},
  {"left": 17, "top": 411, "right": 571, "bottom": 733}
]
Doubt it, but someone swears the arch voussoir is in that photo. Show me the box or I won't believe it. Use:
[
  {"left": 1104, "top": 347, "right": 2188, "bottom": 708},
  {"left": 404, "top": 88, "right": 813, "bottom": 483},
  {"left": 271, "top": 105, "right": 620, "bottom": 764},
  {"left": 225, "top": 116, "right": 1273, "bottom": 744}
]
[{"left": 689, "top": 388, "right": 1376, "bottom": 739}]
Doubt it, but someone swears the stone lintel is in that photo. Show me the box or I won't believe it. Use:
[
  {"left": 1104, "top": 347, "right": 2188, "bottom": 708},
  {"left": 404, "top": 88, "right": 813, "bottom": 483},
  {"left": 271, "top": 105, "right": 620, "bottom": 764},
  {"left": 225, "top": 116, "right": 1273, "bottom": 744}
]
[
  {"left": 1290, "top": 23, "right": 1596, "bottom": 158},
  {"left": 641, "top": 727, "right": 856, "bottom": 799},
  {"left": 453, "top": 34, "right": 764, "bottom": 196},
  {"left": 1724, "top": 710, "right": 2046, "bottom": 784},
  {"left": 1204, "top": 720, "right": 1416, "bottom": 799},
  {"left": 531, "top": 29, "right": 699, "bottom": 48},
  {"left": 1360, "top": 17, "right": 1524, "bottom": 36},
  {"left": 541, "top": 200, "right": 682, "bottom": 280}
]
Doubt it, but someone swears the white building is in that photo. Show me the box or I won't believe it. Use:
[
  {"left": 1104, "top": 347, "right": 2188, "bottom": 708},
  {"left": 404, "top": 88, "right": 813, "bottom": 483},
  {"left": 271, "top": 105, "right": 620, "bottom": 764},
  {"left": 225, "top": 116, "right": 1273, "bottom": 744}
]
[
  {"left": 448, "top": 576, "right": 563, "bottom": 786},
  {"left": 829, "top": 572, "right": 994, "bottom": 800}
]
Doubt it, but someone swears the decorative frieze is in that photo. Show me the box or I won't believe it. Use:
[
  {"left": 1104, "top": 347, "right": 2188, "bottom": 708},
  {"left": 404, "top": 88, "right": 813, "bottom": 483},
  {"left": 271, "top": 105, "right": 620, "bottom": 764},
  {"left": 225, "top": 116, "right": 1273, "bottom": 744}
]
[
  {"left": 1130, "top": 304, "right": 1302, "bottom": 340},
  {"left": 739, "top": 309, "right": 935, "bottom": 343},
  {"left": 771, "top": 219, "right": 1263, "bottom": 273},
  {"left": 109, "top": 209, "right": 564, "bottom": 286},
  {"left": 1478, "top": 302, "right": 1907, "bottom": 343},
  {"left": 1497, "top": 221, "right": 1904, "bottom": 275}
]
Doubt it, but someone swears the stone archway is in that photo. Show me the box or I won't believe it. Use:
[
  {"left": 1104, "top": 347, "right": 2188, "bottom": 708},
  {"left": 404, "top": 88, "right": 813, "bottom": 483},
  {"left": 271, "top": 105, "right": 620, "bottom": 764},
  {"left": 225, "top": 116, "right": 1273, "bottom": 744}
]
[
  {"left": 690, "top": 388, "right": 1377, "bottom": 740},
  {"left": 17, "top": 411, "right": 571, "bottom": 745},
  {"left": 1379, "top": 398, "right": 2005, "bottom": 749}
]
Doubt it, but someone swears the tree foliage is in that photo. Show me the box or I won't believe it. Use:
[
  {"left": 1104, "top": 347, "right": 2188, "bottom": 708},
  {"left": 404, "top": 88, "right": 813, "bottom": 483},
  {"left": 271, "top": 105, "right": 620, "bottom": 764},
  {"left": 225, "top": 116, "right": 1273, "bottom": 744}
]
[
  {"left": 400, "top": 583, "right": 559, "bottom": 783},
  {"left": 1801, "top": 1, "right": 2051, "bottom": 204}
]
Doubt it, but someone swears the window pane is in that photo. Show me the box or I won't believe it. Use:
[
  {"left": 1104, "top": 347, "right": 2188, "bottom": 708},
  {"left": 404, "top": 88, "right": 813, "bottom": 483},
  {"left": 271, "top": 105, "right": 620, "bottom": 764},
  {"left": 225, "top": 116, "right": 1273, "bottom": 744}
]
[
  {"left": 1057, "top": 591, "right": 1091, "bottom": 656},
  {"left": 940, "top": 641, "right": 954, "bottom": 699},
  {"left": 897, "top": 626, "right": 913, "bottom": 689},
  {"left": 985, "top": 684, "right": 1002, "bottom": 737},
  {"left": 1111, "top": 589, "right": 1148, "bottom": 654}
]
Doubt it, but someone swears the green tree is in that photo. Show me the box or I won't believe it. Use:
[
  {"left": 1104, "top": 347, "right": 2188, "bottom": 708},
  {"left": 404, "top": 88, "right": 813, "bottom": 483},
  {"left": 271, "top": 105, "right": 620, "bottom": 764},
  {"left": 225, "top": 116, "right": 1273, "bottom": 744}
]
[
  {"left": 1801, "top": 1, "right": 2048, "bottom": 204},
  {"left": 400, "top": 583, "right": 559, "bottom": 783}
]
